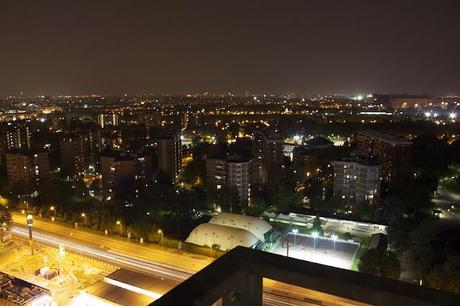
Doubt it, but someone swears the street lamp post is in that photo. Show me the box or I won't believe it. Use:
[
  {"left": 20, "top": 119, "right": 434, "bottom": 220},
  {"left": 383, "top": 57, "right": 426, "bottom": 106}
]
[
  {"left": 292, "top": 228, "right": 298, "bottom": 246},
  {"left": 158, "top": 229, "right": 163, "bottom": 247},
  {"left": 26, "top": 215, "right": 33, "bottom": 255},
  {"left": 50, "top": 206, "right": 55, "bottom": 217},
  {"left": 286, "top": 233, "right": 290, "bottom": 257},
  {"left": 331, "top": 234, "right": 338, "bottom": 252},
  {"left": 81, "top": 213, "right": 87, "bottom": 227},
  {"left": 312, "top": 231, "right": 319, "bottom": 249},
  {"left": 116, "top": 220, "right": 122, "bottom": 236}
]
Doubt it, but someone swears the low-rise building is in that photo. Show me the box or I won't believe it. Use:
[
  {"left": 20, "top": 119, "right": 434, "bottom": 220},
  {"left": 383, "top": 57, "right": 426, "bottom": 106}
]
[
  {"left": 209, "top": 212, "right": 273, "bottom": 243},
  {"left": 0, "top": 272, "right": 53, "bottom": 306},
  {"left": 185, "top": 213, "right": 273, "bottom": 251},
  {"left": 186, "top": 223, "right": 259, "bottom": 251}
]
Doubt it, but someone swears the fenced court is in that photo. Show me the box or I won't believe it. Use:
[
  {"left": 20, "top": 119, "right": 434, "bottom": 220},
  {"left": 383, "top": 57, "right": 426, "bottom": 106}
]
[{"left": 271, "top": 233, "right": 359, "bottom": 270}]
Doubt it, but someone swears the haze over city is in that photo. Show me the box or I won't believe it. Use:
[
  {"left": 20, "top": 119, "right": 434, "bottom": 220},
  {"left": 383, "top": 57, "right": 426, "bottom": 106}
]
[{"left": 1, "top": 0, "right": 460, "bottom": 96}]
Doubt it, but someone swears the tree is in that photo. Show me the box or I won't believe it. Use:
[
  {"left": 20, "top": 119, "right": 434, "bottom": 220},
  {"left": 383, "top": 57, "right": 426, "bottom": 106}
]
[
  {"left": 311, "top": 215, "right": 323, "bottom": 235},
  {"left": 320, "top": 197, "right": 347, "bottom": 215},
  {"left": 304, "top": 177, "right": 323, "bottom": 201},
  {"left": 380, "top": 251, "right": 401, "bottom": 279},
  {"left": 214, "top": 189, "right": 240, "bottom": 213},
  {"left": 181, "top": 160, "right": 204, "bottom": 186},
  {"left": 380, "top": 195, "right": 404, "bottom": 224},
  {"left": 246, "top": 196, "right": 267, "bottom": 217},
  {"left": 0, "top": 205, "right": 12, "bottom": 230},
  {"left": 354, "top": 200, "right": 374, "bottom": 220},
  {"left": 425, "top": 260, "right": 460, "bottom": 294},
  {"left": 359, "top": 249, "right": 401, "bottom": 279},
  {"left": 413, "top": 134, "right": 452, "bottom": 176},
  {"left": 272, "top": 184, "right": 303, "bottom": 214},
  {"left": 358, "top": 249, "right": 381, "bottom": 275},
  {"left": 410, "top": 218, "right": 439, "bottom": 273},
  {"left": 387, "top": 217, "right": 412, "bottom": 254}
]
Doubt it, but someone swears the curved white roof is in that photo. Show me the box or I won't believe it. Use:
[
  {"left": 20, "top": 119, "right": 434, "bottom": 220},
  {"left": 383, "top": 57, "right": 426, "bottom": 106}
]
[
  {"left": 209, "top": 213, "right": 272, "bottom": 242},
  {"left": 185, "top": 223, "right": 259, "bottom": 251}
]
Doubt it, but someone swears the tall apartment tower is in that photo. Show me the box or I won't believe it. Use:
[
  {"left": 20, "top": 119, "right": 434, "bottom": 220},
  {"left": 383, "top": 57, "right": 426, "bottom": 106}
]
[
  {"left": 332, "top": 157, "right": 381, "bottom": 203},
  {"left": 6, "top": 150, "right": 50, "bottom": 194},
  {"left": 97, "top": 113, "right": 120, "bottom": 128},
  {"left": 206, "top": 156, "right": 253, "bottom": 204},
  {"left": 101, "top": 153, "right": 152, "bottom": 201},
  {"left": 252, "top": 130, "right": 283, "bottom": 188},
  {"left": 0, "top": 122, "right": 31, "bottom": 152},
  {"left": 157, "top": 135, "right": 182, "bottom": 182},
  {"left": 60, "top": 129, "right": 101, "bottom": 176},
  {"left": 355, "top": 130, "right": 412, "bottom": 185}
]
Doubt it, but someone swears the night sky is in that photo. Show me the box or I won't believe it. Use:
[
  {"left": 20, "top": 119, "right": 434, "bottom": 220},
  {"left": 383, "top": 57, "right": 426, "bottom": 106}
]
[{"left": 1, "top": 1, "right": 459, "bottom": 97}]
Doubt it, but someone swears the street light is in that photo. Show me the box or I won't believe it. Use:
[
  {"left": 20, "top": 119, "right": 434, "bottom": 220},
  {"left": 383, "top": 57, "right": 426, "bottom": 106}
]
[
  {"left": 331, "top": 234, "right": 338, "bottom": 252},
  {"left": 158, "top": 229, "right": 163, "bottom": 247},
  {"left": 26, "top": 215, "right": 34, "bottom": 255},
  {"left": 312, "top": 231, "right": 319, "bottom": 249},
  {"left": 49, "top": 206, "right": 55, "bottom": 216},
  {"left": 81, "top": 213, "right": 87, "bottom": 227},
  {"left": 116, "top": 220, "right": 122, "bottom": 236},
  {"left": 292, "top": 228, "right": 298, "bottom": 245}
]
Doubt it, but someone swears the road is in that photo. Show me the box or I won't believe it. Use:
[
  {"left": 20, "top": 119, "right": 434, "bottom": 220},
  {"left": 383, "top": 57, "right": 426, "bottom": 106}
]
[
  {"left": 11, "top": 213, "right": 211, "bottom": 274},
  {"left": 12, "top": 226, "right": 190, "bottom": 283},
  {"left": 435, "top": 186, "right": 460, "bottom": 222},
  {"left": 11, "top": 215, "right": 365, "bottom": 305}
]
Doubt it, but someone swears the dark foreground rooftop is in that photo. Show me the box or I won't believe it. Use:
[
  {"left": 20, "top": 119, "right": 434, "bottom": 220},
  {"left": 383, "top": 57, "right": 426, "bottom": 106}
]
[{"left": 152, "top": 246, "right": 458, "bottom": 306}]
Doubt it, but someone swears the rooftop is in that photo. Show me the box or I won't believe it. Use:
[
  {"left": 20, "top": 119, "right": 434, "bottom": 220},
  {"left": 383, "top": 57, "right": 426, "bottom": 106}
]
[
  {"left": 209, "top": 213, "right": 272, "bottom": 242},
  {"left": 304, "top": 136, "right": 334, "bottom": 148},
  {"left": 0, "top": 272, "right": 51, "bottom": 306},
  {"left": 358, "top": 130, "right": 412, "bottom": 146},
  {"left": 186, "top": 223, "right": 259, "bottom": 251}
]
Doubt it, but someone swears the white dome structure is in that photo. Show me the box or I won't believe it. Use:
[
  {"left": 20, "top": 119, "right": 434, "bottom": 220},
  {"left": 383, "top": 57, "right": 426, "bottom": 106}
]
[
  {"left": 185, "top": 223, "right": 259, "bottom": 251},
  {"left": 209, "top": 213, "right": 273, "bottom": 242}
]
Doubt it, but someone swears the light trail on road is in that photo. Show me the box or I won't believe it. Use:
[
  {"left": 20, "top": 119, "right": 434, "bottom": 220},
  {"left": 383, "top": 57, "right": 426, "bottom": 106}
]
[
  {"left": 12, "top": 226, "right": 190, "bottom": 282},
  {"left": 12, "top": 225, "right": 317, "bottom": 306}
]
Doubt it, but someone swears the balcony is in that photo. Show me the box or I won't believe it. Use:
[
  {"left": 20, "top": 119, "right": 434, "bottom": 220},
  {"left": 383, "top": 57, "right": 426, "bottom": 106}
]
[{"left": 152, "top": 246, "right": 457, "bottom": 306}]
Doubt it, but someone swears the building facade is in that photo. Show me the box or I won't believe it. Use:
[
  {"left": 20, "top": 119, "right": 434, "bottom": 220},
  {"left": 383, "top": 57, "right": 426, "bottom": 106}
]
[
  {"left": 252, "top": 130, "right": 283, "bottom": 188},
  {"left": 332, "top": 158, "right": 381, "bottom": 203},
  {"left": 0, "top": 121, "right": 31, "bottom": 153},
  {"left": 206, "top": 156, "right": 253, "bottom": 204},
  {"left": 101, "top": 153, "right": 152, "bottom": 201},
  {"left": 60, "top": 129, "right": 101, "bottom": 176},
  {"left": 356, "top": 130, "right": 412, "bottom": 185},
  {"left": 157, "top": 135, "right": 182, "bottom": 182},
  {"left": 6, "top": 150, "right": 50, "bottom": 194},
  {"left": 97, "top": 112, "right": 120, "bottom": 128}
]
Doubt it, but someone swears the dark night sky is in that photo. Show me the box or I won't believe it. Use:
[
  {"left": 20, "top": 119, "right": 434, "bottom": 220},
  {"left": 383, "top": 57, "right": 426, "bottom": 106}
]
[{"left": 1, "top": 1, "right": 459, "bottom": 97}]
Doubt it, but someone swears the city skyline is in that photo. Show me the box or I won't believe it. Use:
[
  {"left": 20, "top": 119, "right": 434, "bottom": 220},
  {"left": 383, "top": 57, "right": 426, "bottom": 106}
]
[
  {"left": 1, "top": 0, "right": 460, "bottom": 97},
  {"left": 1, "top": 2, "right": 460, "bottom": 305}
]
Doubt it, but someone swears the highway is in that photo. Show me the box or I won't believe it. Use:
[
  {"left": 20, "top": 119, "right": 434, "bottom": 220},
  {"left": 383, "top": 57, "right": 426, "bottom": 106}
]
[
  {"left": 12, "top": 226, "right": 191, "bottom": 283},
  {"left": 11, "top": 217, "right": 364, "bottom": 306},
  {"left": 12, "top": 225, "right": 322, "bottom": 305},
  {"left": 11, "top": 213, "right": 210, "bottom": 274}
]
